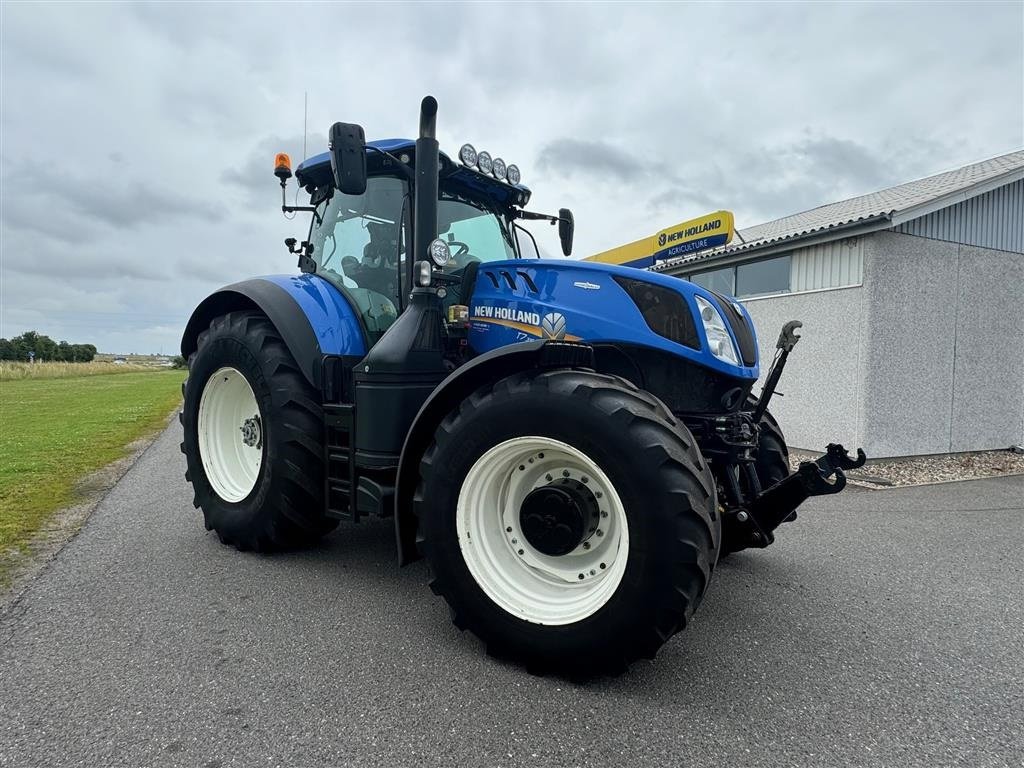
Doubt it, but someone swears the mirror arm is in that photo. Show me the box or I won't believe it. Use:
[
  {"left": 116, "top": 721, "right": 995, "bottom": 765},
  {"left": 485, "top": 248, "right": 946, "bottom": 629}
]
[
  {"left": 514, "top": 210, "right": 562, "bottom": 225},
  {"left": 366, "top": 146, "right": 415, "bottom": 183}
]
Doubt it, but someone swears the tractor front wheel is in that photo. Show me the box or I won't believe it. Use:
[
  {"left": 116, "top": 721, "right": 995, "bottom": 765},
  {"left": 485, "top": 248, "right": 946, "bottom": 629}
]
[
  {"left": 416, "top": 369, "right": 720, "bottom": 676},
  {"left": 180, "top": 311, "right": 336, "bottom": 551}
]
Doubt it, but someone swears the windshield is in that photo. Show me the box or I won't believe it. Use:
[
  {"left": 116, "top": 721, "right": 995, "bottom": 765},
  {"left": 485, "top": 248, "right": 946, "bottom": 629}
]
[
  {"left": 437, "top": 196, "right": 517, "bottom": 269},
  {"left": 311, "top": 176, "right": 407, "bottom": 339}
]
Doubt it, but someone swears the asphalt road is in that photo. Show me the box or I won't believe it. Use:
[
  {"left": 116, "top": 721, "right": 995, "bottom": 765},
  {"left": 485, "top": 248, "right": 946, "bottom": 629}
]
[{"left": 1, "top": 425, "right": 1022, "bottom": 768}]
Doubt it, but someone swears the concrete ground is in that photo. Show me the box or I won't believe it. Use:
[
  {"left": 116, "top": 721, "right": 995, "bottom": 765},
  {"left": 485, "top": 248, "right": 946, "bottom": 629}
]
[{"left": 1, "top": 424, "right": 1021, "bottom": 768}]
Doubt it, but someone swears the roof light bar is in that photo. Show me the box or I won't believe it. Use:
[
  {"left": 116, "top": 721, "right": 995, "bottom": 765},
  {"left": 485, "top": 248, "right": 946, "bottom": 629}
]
[{"left": 458, "top": 143, "right": 521, "bottom": 185}]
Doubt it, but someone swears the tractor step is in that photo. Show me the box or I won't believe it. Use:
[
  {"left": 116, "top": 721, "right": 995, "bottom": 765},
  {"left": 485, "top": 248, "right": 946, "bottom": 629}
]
[{"left": 324, "top": 403, "right": 358, "bottom": 522}]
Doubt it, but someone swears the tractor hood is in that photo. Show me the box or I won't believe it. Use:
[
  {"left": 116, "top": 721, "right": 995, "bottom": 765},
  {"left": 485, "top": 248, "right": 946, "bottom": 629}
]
[{"left": 466, "top": 259, "right": 760, "bottom": 381}]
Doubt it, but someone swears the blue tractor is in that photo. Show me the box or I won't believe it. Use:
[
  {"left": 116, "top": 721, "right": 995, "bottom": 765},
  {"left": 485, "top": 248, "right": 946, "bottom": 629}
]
[{"left": 180, "top": 97, "right": 864, "bottom": 675}]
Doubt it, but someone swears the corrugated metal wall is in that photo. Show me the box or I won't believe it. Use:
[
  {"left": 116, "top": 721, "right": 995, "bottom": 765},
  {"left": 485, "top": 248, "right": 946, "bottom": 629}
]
[
  {"left": 894, "top": 179, "right": 1024, "bottom": 253},
  {"left": 790, "top": 238, "right": 864, "bottom": 291}
]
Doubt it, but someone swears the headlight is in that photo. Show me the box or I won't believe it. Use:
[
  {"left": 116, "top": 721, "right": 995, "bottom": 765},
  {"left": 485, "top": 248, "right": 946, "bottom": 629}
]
[
  {"left": 492, "top": 157, "right": 506, "bottom": 180},
  {"left": 428, "top": 238, "right": 452, "bottom": 267},
  {"left": 477, "top": 151, "right": 493, "bottom": 175},
  {"left": 459, "top": 143, "right": 477, "bottom": 167},
  {"left": 506, "top": 164, "right": 521, "bottom": 185},
  {"left": 695, "top": 296, "right": 740, "bottom": 366}
]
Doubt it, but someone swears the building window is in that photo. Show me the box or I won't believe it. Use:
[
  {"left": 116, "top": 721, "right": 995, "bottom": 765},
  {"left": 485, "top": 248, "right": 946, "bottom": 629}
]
[
  {"left": 690, "top": 266, "right": 735, "bottom": 295},
  {"left": 685, "top": 253, "right": 792, "bottom": 298},
  {"left": 735, "top": 254, "right": 791, "bottom": 297}
]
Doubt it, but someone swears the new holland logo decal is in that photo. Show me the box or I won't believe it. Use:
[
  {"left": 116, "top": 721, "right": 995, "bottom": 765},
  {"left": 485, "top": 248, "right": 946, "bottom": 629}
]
[{"left": 472, "top": 305, "right": 578, "bottom": 341}]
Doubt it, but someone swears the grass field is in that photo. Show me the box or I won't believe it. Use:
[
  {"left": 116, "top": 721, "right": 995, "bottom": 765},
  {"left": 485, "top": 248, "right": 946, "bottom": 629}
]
[
  {"left": 0, "top": 361, "right": 170, "bottom": 381},
  {"left": 0, "top": 369, "right": 186, "bottom": 556}
]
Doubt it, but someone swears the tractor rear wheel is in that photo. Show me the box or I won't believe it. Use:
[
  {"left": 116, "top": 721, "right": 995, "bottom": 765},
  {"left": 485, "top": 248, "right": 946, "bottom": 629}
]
[
  {"left": 180, "top": 310, "right": 337, "bottom": 551},
  {"left": 415, "top": 369, "right": 720, "bottom": 676}
]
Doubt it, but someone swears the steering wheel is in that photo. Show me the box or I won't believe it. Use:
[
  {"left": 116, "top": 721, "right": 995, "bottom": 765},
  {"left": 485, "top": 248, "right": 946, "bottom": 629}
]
[{"left": 446, "top": 240, "right": 479, "bottom": 268}]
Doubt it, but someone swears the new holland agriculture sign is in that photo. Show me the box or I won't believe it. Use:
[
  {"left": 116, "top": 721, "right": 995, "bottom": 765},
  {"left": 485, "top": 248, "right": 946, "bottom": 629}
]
[{"left": 586, "top": 210, "right": 735, "bottom": 269}]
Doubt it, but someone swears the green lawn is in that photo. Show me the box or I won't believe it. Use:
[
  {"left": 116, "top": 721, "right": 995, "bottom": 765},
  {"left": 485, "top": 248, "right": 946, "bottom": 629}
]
[{"left": 0, "top": 370, "right": 186, "bottom": 554}]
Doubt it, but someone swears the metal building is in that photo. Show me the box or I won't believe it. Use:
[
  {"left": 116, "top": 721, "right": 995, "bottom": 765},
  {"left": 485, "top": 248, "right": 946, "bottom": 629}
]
[{"left": 654, "top": 151, "right": 1024, "bottom": 457}]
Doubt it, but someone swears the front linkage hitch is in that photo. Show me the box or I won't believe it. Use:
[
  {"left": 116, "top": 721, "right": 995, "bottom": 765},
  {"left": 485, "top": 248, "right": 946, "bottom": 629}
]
[
  {"left": 727, "top": 443, "right": 867, "bottom": 550},
  {"left": 720, "top": 320, "right": 867, "bottom": 552}
]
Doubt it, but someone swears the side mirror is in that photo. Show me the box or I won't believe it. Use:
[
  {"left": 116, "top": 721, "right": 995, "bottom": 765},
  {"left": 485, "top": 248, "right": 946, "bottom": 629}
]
[
  {"left": 329, "top": 122, "right": 367, "bottom": 195},
  {"left": 558, "top": 208, "right": 574, "bottom": 256}
]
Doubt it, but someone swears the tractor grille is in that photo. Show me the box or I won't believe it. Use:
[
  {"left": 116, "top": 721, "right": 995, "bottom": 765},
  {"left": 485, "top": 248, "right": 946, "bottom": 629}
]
[{"left": 613, "top": 276, "right": 700, "bottom": 350}]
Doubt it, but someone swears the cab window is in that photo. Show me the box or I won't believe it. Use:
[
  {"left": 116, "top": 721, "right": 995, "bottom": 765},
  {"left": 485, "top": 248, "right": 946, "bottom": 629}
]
[
  {"left": 437, "top": 197, "right": 517, "bottom": 270},
  {"left": 312, "top": 177, "right": 408, "bottom": 340}
]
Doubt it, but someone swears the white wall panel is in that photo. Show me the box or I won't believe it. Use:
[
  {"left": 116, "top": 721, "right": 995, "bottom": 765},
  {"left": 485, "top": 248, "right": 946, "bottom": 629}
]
[{"left": 791, "top": 238, "right": 863, "bottom": 292}]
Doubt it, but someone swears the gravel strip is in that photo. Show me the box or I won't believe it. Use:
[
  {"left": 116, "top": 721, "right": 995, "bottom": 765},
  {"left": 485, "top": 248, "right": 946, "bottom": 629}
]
[{"left": 788, "top": 447, "right": 1024, "bottom": 488}]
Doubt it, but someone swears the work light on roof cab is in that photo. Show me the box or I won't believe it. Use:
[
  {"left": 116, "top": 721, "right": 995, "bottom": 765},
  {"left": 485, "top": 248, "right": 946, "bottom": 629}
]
[
  {"left": 459, "top": 143, "right": 477, "bottom": 167},
  {"left": 476, "top": 151, "right": 493, "bottom": 175},
  {"left": 492, "top": 157, "right": 507, "bottom": 181}
]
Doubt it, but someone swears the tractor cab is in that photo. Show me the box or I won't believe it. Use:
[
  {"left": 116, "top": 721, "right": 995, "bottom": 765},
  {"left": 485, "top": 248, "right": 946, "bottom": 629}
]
[{"left": 279, "top": 138, "right": 569, "bottom": 347}]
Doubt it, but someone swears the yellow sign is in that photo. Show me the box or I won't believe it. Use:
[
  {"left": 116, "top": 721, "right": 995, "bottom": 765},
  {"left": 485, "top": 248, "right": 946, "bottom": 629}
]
[{"left": 586, "top": 210, "right": 735, "bottom": 268}]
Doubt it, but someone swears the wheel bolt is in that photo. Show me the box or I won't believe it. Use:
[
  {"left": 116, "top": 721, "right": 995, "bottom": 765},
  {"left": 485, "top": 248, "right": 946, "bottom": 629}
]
[
  {"left": 562, "top": 470, "right": 570, "bottom": 477},
  {"left": 538, "top": 453, "right": 544, "bottom": 459},
  {"left": 600, "top": 563, "right": 606, "bottom": 569},
  {"left": 582, "top": 542, "right": 590, "bottom": 550},
  {"left": 596, "top": 529, "right": 603, "bottom": 537},
  {"left": 601, "top": 510, "right": 608, "bottom": 518},
  {"left": 506, "top": 527, "right": 512, "bottom": 532},
  {"left": 511, "top": 538, "right": 518, "bottom": 545},
  {"left": 519, "top": 465, "right": 525, "bottom": 471},
  {"left": 595, "top": 492, "right": 603, "bottom": 499},
  {"left": 737, "top": 511, "right": 749, "bottom": 522},
  {"left": 590, "top": 569, "right": 596, "bottom": 576},
  {"left": 578, "top": 573, "right": 584, "bottom": 580},
  {"left": 545, "top": 474, "right": 552, "bottom": 481},
  {"left": 518, "top": 549, "right": 525, "bottom": 555},
  {"left": 581, "top": 476, "right": 589, "bottom": 483}
]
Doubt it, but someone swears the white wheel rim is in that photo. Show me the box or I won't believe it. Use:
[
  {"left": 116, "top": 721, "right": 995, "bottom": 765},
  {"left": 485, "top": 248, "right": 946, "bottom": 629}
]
[
  {"left": 456, "top": 436, "right": 629, "bottom": 625},
  {"left": 197, "top": 366, "right": 263, "bottom": 503}
]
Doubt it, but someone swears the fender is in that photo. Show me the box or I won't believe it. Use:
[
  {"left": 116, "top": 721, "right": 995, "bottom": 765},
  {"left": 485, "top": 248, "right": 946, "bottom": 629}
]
[
  {"left": 180, "top": 274, "right": 367, "bottom": 391},
  {"left": 394, "top": 340, "right": 594, "bottom": 565}
]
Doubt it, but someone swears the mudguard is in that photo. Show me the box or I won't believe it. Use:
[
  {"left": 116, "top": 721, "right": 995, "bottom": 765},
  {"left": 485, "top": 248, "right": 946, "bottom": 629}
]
[
  {"left": 180, "top": 274, "right": 367, "bottom": 391},
  {"left": 394, "top": 340, "right": 594, "bottom": 565}
]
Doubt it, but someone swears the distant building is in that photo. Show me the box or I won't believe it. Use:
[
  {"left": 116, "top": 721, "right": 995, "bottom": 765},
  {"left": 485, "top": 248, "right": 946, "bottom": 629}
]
[{"left": 654, "top": 151, "right": 1024, "bottom": 457}]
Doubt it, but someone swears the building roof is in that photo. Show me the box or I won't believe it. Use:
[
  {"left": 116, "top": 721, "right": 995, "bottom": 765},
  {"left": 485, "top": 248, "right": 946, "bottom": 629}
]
[{"left": 653, "top": 149, "right": 1024, "bottom": 272}]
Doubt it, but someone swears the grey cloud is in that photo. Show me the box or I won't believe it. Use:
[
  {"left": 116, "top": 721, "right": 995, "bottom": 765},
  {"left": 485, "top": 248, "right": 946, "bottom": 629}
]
[
  {"left": 536, "top": 138, "right": 649, "bottom": 184},
  {"left": 2, "top": 159, "right": 225, "bottom": 237}
]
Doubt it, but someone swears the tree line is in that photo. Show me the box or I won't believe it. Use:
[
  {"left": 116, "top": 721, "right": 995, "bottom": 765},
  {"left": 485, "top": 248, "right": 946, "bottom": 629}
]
[{"left": 0, "top": 331, "right": 97, "bottom": 362}]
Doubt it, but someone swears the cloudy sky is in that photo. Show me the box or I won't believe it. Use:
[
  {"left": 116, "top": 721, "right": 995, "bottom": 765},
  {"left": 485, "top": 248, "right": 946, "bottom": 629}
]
[{"left": 1, "top": 2, "right": 1021, "bottom": 354}]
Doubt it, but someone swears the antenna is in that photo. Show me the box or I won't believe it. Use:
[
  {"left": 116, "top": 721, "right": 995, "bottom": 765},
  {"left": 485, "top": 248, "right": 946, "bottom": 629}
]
[{"left": 302, "top": 91, "right": 308, "bottom": 161}]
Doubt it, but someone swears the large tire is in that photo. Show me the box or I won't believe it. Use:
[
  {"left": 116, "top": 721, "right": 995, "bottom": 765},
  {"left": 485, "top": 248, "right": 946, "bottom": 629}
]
[
  {"left": 415, "top": 369, "right": 719, "bottom": 676},
  {"left": 754, "top": 406, "right": 790, "bottom": 490},
  {"left": 180, "top": 310, "right": 336, "bottom": 551}
]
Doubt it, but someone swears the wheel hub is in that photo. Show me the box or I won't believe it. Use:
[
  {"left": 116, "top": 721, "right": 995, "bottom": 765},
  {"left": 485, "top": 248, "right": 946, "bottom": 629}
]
[
  {"left": 519, "top": 478, "right": 598, "bottom": 556},
  {"left": 239, "top": 415, "right": 262, "bottom": 448}
]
